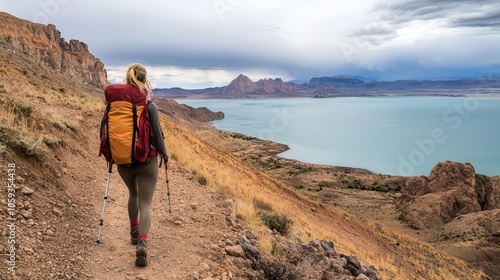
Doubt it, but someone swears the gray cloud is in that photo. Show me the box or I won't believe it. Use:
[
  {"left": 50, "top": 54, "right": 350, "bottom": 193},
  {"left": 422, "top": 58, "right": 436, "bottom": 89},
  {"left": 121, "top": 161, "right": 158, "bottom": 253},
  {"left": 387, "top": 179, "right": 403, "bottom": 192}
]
[
  {"left": 451, "top": 10, "right": 500, "bottom": 27},
  {"left": 383, "top": 0, "right": 457, "bottom": 21},
  {"left": 0, "top": 1, "right": 499, "bottom": 88},
  {"left": 354, "top": 0, "right": 500, "bottom": 42}
]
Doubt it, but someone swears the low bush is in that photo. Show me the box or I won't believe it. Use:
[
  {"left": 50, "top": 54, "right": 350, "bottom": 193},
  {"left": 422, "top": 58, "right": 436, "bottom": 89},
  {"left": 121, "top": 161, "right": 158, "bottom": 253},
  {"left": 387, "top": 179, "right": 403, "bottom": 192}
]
[
  {"left": 17, "top": 138, "right": 46, "bottom": 160},
  {"left": 52, "top": 120, "right": 67, "bottom": 131},
  {"left": 294, "top": 184, "right": 305, "bottom": 190},
  {"left": 0, "top": 125, "right": 46, "bottom": 160},
  {"left": 64, "top": 121, "right": 79, "bottom": 132},
  {"left": 43, "top": 134, "right": 64, "bottom": 148},
  {"left": 14, "top": 103, "right": 33, "bottom": 118},
  {"left": 52, "top": 120, "right": 79, "bottom": 132},
  {"left": 258, "top": 210, "right": 294, "bottom": 236},
  {"left": 197, "top": 176, "right": 207, "bottom": 186}
]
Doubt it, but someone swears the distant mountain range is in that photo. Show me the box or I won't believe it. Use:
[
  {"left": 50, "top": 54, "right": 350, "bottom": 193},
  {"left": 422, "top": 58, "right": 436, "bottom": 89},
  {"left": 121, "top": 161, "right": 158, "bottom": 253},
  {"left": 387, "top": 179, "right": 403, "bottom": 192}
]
[{"left": 154, "top": 74, "right": 500, "bottom": 98}]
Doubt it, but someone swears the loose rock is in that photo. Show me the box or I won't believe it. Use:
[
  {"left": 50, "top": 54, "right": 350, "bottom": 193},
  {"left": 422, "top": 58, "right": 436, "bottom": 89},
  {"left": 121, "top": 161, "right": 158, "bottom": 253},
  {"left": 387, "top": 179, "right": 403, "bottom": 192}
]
[
  {"left": 53, "top": 208, "right": 63, "bottom": 217},
  {"left": 21, "top": 186, "right": 35, "bottom": 195},
  {"left": 224, "top": 245, "right": 245, "bottom": 258}
]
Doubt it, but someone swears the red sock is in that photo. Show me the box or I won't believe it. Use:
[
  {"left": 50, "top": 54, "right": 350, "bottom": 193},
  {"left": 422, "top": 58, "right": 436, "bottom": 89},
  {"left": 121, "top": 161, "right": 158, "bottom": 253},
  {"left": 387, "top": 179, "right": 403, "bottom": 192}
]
[
  {"left": 138, "top": 234, "right": 147, "bottom": 240},
  {"left": 130, "top": 221, "right": 139, "bottom": 227}
]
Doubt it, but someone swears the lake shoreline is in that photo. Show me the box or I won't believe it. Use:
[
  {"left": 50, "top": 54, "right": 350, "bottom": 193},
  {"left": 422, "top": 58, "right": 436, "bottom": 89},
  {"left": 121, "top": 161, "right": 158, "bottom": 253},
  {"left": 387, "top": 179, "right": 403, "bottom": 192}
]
[{"left": 178, "top": 96, "right": 500, "bottom": 177}]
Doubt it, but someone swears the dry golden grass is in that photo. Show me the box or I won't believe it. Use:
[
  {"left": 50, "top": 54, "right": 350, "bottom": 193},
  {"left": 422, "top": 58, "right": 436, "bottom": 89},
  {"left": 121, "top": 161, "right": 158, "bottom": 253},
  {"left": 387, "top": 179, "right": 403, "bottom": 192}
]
[
  {"left": 0, "top": 101, "right": 17, "bottom": 126},
  {"left": 0, "top": 60, "right": 104, "bottom": 160},
  {"left": 160, "top": 115, "right": 488, "bottom": 280}
]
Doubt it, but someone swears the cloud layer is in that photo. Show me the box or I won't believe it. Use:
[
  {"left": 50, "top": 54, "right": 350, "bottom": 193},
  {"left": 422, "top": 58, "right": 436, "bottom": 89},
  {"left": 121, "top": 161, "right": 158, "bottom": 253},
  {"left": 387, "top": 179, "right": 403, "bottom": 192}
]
[{"left": 1, "top": 0, "right": 498, "bottom": 88}]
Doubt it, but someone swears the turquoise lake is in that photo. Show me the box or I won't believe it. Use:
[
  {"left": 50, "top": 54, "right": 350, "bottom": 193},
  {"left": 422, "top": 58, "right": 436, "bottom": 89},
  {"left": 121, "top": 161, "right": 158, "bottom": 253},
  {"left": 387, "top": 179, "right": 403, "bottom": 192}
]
[{"left": 177, "top": 97, "right": 500, "bottom": 176}]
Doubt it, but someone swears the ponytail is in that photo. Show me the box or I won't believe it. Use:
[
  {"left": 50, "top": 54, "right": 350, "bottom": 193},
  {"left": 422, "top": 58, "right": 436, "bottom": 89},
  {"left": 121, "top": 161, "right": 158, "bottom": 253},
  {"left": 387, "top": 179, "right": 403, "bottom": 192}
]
[{"left": 125, "top": 63, "right": 152, "bottom": 99}]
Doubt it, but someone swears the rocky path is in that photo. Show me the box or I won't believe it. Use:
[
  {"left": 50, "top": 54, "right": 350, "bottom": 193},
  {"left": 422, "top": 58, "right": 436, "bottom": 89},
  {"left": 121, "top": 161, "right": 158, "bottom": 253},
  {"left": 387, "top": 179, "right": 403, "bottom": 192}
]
[{"left": 84, "top": 160, "right": 252, "bottom": 280}]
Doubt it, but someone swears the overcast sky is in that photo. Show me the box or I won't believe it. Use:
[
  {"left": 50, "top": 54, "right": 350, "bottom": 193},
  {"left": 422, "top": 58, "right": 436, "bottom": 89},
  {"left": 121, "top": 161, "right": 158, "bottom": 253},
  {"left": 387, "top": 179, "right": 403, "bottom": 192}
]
[{"left": 1, "top": 1, "right": 499, "bottom": 88}]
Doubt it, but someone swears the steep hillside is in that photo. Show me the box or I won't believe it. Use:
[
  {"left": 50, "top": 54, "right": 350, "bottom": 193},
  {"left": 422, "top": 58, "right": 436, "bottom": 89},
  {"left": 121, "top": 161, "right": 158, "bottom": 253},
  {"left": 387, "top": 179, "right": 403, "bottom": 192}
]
[{"left": 163, "top": 117, "right": 493, "bottom": 279}]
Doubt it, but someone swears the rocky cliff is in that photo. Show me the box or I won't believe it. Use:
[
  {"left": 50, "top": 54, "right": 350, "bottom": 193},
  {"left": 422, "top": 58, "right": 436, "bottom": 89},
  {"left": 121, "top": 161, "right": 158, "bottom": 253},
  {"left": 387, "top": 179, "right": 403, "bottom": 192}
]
[
  {"left": 398, "top": 161, "right": 499, "bottom": 229},
  {"left": 0, "top": 12, "right": 107, "bottom": 89}
]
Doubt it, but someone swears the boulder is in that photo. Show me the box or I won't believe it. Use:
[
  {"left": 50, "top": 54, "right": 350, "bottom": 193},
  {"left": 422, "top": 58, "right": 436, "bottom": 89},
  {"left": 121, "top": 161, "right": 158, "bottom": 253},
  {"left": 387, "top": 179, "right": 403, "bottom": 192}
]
[{"left": 398, "top": 161, "right": 497, "bottom": 229}]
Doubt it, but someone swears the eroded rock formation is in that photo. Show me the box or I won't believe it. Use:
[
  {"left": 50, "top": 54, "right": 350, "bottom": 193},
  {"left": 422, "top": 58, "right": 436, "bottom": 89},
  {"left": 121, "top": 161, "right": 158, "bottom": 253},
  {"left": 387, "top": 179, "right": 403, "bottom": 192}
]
[
  {"left": 398, "top": 161, "right": 497, "bottom": 229},
  {"left": 0, "top": 12, "right": 107, "bottom": 89}
]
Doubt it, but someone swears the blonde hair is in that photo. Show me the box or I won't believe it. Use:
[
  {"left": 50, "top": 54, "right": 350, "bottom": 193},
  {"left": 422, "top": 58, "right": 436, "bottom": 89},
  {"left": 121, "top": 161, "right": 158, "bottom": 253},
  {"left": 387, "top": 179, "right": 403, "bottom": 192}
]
[{"left": 125, "top": 63, "right": 152, "bottom": 99}]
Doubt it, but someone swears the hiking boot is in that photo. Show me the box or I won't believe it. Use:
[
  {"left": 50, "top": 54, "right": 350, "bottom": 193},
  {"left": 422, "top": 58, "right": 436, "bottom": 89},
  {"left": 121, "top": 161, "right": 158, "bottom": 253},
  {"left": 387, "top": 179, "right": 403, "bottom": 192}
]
[
  {"left": 130, "top": 226, "right": 139, "bottom": 245},
  {"left": 135, "top": 239, "right": 148, "bottom": 266}
]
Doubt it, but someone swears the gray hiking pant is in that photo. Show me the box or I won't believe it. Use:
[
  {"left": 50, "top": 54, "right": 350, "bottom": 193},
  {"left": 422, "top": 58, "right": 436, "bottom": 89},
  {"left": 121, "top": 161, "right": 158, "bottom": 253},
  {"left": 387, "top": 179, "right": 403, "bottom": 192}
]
[{"left": 117, "top": 157, "right": 158, "bottom": 237}]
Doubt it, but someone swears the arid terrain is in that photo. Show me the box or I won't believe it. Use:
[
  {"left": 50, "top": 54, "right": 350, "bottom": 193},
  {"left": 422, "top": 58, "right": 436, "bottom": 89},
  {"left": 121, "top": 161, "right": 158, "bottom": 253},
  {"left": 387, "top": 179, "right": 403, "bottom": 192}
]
[
  {"left": 1, "top": 12, "right": 499, "bottom": 280},
  {"left": 178, "top": 109, "right": 500, "bottom": 277},
  {"left": 187, "top": 125, "right": 500, "bottom": 279}
]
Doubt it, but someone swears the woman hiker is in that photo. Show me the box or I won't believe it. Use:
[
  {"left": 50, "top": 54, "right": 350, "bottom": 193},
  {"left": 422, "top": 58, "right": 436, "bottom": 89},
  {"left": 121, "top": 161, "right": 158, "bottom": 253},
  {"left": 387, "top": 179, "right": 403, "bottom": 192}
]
[{"left": 104, "top": 63, "right": 168, "bottom": 266}]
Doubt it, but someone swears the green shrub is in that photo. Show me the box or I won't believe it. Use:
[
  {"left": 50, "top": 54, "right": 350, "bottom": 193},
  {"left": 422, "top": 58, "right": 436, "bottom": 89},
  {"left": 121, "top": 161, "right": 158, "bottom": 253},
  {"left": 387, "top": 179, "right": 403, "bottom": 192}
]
[
  {"left": 258, "top": 211, "right": 294, "bottom": 236},
  {"left": 0, "top": 125, "right": 45, "bottom": 159},
  {"left": 52, "top": 120, "right": 67, "bottom": 131},
  {"left": 16, "top": 138, "right": 46, "bottom": 160},
  {"left": 14, "top": 103, "right": 33, "bottom": 118},
  {"left": 64, "top": 121, "right": 79, "bottom": 132},
  {"left": 197, "top": 176, "right": 207, "bottom": 186},
  {"left": 52, "top": 120, "right": 79, "bottom": 132},
  {"left": 0, "top": 125, "right": 18, "bottom": 144},
  {"left": 43, "top": 134, "right": 64, "bottom": 148}
]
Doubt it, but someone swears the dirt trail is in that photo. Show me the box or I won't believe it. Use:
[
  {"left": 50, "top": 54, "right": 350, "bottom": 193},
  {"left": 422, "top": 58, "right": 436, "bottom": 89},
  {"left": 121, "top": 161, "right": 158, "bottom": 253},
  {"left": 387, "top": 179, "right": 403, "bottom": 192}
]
[{"left": 84, "top": 161, "right": 248, "bottom": 280}]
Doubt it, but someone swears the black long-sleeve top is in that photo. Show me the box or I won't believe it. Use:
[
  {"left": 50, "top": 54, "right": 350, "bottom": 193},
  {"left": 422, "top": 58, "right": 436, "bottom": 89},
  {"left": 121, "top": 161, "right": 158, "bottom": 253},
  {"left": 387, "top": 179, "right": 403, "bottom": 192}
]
[{"left": 148, "top": 101, "right": 168, "bottom": 161}]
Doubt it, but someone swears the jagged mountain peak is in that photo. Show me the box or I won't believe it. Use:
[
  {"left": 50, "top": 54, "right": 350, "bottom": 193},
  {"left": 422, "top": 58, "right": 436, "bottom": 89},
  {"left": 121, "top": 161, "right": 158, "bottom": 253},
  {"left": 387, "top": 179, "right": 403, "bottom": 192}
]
[{"left": 222, "top": 74, "right": 305, "bottom": 94}]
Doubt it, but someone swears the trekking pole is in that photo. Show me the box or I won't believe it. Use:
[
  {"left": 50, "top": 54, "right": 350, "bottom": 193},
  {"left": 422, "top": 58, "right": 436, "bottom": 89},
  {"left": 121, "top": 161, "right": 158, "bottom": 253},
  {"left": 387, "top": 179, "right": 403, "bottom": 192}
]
[
  {"left": 97, "top": 162, "right": 112, "bottom": 243},
  {"left": 165, "top": 162, "right": 172, "bottom": 213}
]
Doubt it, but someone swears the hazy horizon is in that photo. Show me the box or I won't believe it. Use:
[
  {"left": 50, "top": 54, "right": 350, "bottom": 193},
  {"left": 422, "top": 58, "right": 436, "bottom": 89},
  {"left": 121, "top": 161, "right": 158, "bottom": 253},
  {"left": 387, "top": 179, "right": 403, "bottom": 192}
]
[{"left": 152, "top": 73, "right": 500, "bottom": 90}]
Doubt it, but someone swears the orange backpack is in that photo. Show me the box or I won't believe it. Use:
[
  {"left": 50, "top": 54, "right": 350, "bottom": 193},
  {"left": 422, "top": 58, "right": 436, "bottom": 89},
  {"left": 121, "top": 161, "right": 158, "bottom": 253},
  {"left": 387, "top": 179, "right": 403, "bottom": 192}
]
[{"left": 99, "top": 84, "right": 152, "bottom": 165}]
